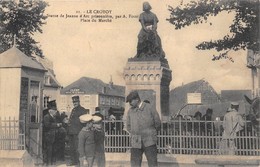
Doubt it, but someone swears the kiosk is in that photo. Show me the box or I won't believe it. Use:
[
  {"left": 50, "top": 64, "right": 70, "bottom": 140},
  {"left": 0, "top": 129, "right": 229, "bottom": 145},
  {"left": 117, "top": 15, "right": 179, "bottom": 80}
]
[{"left": 0, "top": 46, "right": 46, "bottom": 164}]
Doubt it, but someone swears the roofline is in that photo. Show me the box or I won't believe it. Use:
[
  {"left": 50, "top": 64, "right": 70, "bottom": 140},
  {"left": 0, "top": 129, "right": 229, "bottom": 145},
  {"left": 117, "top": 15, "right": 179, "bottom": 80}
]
[
  {"left": 59, "top": 92, "right": 125, "bottom": 97},
  {"left": 22, "top": 65, "right": 47, "bottom": 72},
  {"left": 44, "top": 84, "right": 61, "bottom": 88},
  {"left": 0, "top": 66, "right": 47, "bottom": 72},
  {"left": 98, "top": 93, "right": 125, "bottom": 98}
]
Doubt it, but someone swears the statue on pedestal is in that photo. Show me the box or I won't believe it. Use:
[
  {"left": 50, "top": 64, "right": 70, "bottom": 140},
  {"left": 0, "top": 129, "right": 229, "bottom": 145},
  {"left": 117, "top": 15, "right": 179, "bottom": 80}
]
[{"left": 135, "top": 2, "right": 165, "bottom": 59}]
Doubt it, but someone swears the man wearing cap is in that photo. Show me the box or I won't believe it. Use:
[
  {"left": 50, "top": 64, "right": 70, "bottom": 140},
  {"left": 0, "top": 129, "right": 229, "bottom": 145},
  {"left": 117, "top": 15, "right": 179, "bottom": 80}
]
[
  {"left": 43, "top": 103, "right": 62, "bottom": 166},
  {"left": 126, "top": 90, "right": 161, "bottom": 167},
  {"left": 222, "top": 102, "right": 245, "bottom": 155},
  {"left": 67, "top": 95, "right": 89, "bottom": 166}
]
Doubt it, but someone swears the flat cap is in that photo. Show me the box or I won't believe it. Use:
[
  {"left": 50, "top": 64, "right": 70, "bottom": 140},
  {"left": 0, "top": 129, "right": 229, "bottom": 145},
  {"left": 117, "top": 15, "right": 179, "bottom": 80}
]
[
  {"left": 126, "top": 90, "right": 140, "bottom": 103},
  {"left": 79, "top": 114, "right": 93, "bottom": 123}
]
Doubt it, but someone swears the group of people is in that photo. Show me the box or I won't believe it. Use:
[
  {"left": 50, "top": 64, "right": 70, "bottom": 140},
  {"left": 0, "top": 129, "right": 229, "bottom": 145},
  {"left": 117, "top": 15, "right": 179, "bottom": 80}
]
[
  {"left": 42, "top": 89, "right": 246, "bottom": 167},
  {"left": 42, "top": 95, "right": 105, "bottom": 167},
  {"left": 42, "top": 90, "right": 161, "bottom": 167}
]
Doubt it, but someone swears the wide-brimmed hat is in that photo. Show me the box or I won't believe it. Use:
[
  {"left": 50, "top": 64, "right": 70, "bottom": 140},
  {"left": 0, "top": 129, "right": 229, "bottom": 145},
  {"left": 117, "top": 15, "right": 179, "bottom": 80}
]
[
  {"left": 93, "top": 115, "right": 102, "bottom": 123},
  {"left": 79, "top": 114, "right": 93, "bottom": 123}
]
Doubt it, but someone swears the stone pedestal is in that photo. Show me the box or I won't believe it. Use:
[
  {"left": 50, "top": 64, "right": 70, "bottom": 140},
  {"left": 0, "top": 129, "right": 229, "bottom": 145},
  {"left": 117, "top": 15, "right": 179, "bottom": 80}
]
[{"left": 123, "top": 58, "right": 172, "bottom": 122}]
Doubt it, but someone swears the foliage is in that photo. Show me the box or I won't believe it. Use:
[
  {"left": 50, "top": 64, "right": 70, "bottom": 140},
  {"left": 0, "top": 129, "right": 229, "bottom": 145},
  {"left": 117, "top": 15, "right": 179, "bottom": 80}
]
[
  {"left": 0, "top": 0, "right": 48, "bottom": 57},
  {"left": 167, "top": 0, "right": 259, "bottom": 61}
]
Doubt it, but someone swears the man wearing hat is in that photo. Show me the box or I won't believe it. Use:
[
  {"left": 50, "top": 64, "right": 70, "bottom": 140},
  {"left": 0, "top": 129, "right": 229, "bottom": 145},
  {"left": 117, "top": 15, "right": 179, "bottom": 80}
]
[
  {"left": 42, "top": 100, "right": 62, "bottom": 166},
  {"left": 42, "top": 100, "right": 57, "bottom": 164},
  {"left": 43, "top": 100, "right": 57, "bottom": 117},
  {"left": 66, "top": 95, "right": 89, "bottom": 166},
  {"left": 222, "top": 102, "right": 245, "bottom": 155},
  {"left": 126, "top": 90, "right": 161, "bottom": 167}
]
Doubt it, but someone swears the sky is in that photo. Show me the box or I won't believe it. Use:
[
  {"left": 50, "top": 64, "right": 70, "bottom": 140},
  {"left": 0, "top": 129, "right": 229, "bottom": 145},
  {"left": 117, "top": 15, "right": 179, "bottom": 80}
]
[{"left": 34, "top": 0, "right": 252, "bottom": 93}]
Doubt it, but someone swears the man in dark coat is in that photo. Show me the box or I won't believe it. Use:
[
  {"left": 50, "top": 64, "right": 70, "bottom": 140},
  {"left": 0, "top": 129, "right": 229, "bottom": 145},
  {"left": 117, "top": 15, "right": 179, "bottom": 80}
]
[
  {"left": 43, "top": 106, "right": 62, "bottom": 166},
  {"left": 66, "top": 95, "right": 89, "bottom": 166},
  {"left": 53, "top": 110, "right": 67, "bottom": 162},
  {"left": 42, "top": 100, "right": 58, "bottom": 165}
]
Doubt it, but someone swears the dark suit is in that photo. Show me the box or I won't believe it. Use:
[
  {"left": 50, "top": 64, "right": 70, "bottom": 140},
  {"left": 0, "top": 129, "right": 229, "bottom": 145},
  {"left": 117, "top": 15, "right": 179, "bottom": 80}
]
[
  {"left": 67, "top": 105, "right": 89, "bottom": 164},
  {"left": 43, "top": 113, "right": 59, "bottom": 165},
  {"left": 53, "top": 111, "right": 67, "bottom": 161}
]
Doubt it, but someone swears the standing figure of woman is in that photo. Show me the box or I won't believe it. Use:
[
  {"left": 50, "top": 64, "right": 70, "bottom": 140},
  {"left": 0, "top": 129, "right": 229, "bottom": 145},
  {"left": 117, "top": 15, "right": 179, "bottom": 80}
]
[{"left": 136, "top": 2, "right": 165, "bottom": 59}]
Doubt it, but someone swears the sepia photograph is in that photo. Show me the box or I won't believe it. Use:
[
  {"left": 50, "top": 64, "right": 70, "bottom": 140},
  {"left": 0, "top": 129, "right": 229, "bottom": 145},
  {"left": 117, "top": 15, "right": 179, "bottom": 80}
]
[{"left": 0, "top": 0, "right": 259, "bottom": 166}]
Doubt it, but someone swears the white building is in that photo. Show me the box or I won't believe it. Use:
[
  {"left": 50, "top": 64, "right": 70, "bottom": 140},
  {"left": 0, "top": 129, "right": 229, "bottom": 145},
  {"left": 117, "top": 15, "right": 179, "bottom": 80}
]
[{"left": 59, "top": 77, "right": 125, "bottom": 119}]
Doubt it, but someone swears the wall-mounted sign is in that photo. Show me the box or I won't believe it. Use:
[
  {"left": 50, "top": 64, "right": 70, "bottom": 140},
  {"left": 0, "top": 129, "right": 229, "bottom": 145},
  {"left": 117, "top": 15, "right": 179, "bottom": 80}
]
[
  {"left": 65, "top": 88, "right": 85, "bottom": 94},
  {"left": 187, "top": 93, "right": 201, "bottom": 104}
]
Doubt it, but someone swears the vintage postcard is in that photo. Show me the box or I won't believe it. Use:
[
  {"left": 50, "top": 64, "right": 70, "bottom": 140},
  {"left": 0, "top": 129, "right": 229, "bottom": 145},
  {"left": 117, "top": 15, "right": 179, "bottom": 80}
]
[{"left": 0, "top": 0, "right": 259, "bottom": 166}]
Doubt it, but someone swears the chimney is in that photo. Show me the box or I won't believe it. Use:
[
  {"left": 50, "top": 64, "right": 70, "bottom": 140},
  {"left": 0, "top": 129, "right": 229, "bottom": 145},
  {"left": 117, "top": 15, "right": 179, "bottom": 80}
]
[
  {"left": 109, "top": 75, "right": 113, "bottom": 89},
  {"left": 102, "top": 87, "right": 107, "bottom": 94}
]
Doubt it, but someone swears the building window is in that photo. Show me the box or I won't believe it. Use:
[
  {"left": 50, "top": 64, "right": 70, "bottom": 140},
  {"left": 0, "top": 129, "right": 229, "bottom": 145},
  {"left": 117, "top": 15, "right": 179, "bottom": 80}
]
[
  {"left": 106, "top": 97, "right": 110, "bottom": 105},
  {"left": 111, "top": 98, "right": 115, "bottom": 105},
  {"left": 30, "top": 81, "right": 40, "bottom": 123},
  {"left": 44, "top": 75, "right": 51, "bottom": 85},
  {"left": 115, "top": 98, "right": 120, "bottom": 106},
  {"left": 84, "top": 95, "right": 90, "bottom": 103},
  {"left": 61, "top": 96, "right": 66, "bottom": 103},
  {"left": 100, "top": 96, "right": 105, "bottom": 105},
  {"left": 43, "top": 96, "right": 49, "bottom": 108}
]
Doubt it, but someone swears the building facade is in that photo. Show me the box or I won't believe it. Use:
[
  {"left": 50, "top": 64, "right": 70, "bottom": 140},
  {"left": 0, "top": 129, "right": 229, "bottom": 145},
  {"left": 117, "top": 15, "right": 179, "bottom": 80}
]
[
  {"left": 36, "top": 57, "right": 62, "bottom": 109},
  {"left": 59, "top": 77, "right": 125, "bottom": 119},
  {"left": 170, "top": 79, "right": 222, "bottom": 117}
]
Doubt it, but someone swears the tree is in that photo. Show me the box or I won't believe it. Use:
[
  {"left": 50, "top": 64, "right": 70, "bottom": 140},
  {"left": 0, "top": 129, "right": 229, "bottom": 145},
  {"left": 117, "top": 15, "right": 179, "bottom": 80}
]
[
  {"left": 0, "top": 0, "right": 48, "bottom": 57},
  {"left": 167, "top": 0, "right": 259, "bottom": 62}
]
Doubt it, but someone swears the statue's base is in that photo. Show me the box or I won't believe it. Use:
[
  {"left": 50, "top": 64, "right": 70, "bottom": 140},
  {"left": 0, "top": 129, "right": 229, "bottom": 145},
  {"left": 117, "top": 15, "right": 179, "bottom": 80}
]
[{"left": 123, "top": 57, "right": 172, "bottom": 122}]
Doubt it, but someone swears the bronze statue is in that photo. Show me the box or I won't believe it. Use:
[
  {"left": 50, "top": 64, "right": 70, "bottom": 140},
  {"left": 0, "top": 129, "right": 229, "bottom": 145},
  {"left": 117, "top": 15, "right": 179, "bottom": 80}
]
[{"left": 135, "top": 2, "right": 165, "bottom": 59}]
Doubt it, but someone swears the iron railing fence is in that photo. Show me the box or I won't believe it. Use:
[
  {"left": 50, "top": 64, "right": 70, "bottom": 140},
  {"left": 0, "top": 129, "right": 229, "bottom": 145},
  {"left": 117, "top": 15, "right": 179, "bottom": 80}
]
[
  {"left": 1, "top": 117, "right": 259, "bottom": 156},
  {"left": 103, "top": 120, "right": 260, "bottom": 156},
  {"left": 0, "top": 117, "right": 25, "bottom": 150}
]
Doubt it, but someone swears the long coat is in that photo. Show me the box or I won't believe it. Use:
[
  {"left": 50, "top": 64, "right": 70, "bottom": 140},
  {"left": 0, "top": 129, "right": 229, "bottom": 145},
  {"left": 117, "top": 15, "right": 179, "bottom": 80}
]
[
  {"left": 67, "top": 105, "right": 89, "bottom": 135},
  {"left": 223, "top": 110, "right": 244, "bottom": 139},
  {"left": 43, "top": 113, "right": 59, "bottom": 143}
]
